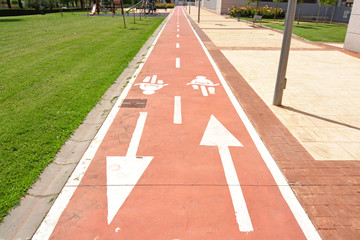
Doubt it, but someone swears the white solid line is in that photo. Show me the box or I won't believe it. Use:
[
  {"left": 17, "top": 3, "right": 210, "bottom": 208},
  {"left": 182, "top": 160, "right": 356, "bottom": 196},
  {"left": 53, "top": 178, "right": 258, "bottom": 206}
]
[
  {"left": 151, "top": 75, "right": 157, "bottom": 84},
  {"left": 200, "top": 85, "right": 208, "bottom": 96},
  {"left": 126, "top": 112, "right": 147, "bottom": 158},
  {"left": 176, "top": 43, "right": 180, "bottom": 48},
  {"left": 174, "top": 96, "right": 182, "bottom": 124},
  {"left": 219, "top": 146, "right": 253, "bottom": 232},
  {"left": 182, "top": 7, "right": 321, "bottom": 240},
  {"left": 32, "top": 10, "right": 176, "bottom": 240},
  {"left": 176, "top": 58, "right": 180, "bottom": 68}
]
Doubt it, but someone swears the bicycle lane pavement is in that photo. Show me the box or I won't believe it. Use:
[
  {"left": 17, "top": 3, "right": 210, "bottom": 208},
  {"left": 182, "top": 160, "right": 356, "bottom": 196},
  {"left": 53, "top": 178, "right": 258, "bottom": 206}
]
[{"left": 33, "top": 7, "right": 320, "bottom": 240}]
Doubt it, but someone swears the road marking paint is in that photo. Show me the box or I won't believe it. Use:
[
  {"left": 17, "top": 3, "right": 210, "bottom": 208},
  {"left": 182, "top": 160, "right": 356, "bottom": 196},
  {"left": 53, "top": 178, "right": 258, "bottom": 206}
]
[
  {"left": 201, "top": 115, "right": 253, "bottom": 232},
  {"left": 135, "top": 75, "right": 168, "bottom": 95},
  {"left": 177, "top": 34, "right": 179, "bottom": 38},
  {"left": 174, "top": 96, "right": 182, "bottom": 124},
  {"left": 107, "top": 112, "right": 153, "bottom": 224},
  {"left": 187, "top": 76, "right": 219, "bottom": 96},
  {"left": 177, "top": 29, "right": 179, "bottom": 32},
  {"left": 182, "top": 7, "right": 321, "bottom": 239},
  {"left": 200, "top": 85, "right": 208, "bottom": 96},
  {"left": 151, "top": 75, "right": 157, "bottom": 84},
  {"left": 143, "top": 76, "right": 150, "bottom": 82},
  {"left": 176, "top": 58, "right": 180, "bottom": 68},
  {"left": 32, "top": 10, "right": 175, "bottom": 240},
  {"left": 177, "top": 25, "right": 179, "bottom": 27},
  {"left": 176, "top": 43, "right": 180, "bottom": 48},
  {"left": 126, "top": 112, "right": 147, "bottom": 158}
]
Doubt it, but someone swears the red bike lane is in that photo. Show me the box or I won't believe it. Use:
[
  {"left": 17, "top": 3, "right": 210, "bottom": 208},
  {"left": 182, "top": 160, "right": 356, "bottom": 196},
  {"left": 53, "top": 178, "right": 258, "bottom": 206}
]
[{"left": 33, "top": 7, "right": 320, "bottom": 240}]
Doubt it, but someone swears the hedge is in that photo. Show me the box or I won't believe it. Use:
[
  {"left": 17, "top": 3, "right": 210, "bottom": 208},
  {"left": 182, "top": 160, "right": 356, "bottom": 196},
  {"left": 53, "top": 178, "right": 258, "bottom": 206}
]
[
  {"left": 229, "top": 5, "right": 285, "bottom": 19},
  {"left": 0, "top": 8, "right": 83, "bottom": 16}
]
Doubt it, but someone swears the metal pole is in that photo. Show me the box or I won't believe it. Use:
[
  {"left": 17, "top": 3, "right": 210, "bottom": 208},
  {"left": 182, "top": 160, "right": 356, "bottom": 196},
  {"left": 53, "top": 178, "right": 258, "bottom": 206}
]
[
  {"left": 197, "top": 0, "right": 200, "bottom": 23},
  {"left": 272, "top": 0, "right": 297, "bottom": 106},
  {"left": 189, "top": 0, "right": 191, "bottom": 14}
]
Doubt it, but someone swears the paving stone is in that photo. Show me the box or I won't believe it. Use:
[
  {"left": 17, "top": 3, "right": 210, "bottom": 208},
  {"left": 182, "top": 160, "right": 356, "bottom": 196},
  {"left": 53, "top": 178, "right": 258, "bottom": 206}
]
[
  {"left": 317, "top": 229, "right": 342, "bottom": 240},
  {"left": 313, "top": 216, "right": 335, "bottom": 230},
  {"left": 335, "top": 225, "right": 360, "bottom": 240}
]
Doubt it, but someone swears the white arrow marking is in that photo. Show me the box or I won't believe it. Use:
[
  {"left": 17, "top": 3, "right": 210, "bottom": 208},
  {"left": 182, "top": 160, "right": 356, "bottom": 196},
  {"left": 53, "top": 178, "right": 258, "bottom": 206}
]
[
  {"left": 107, "top": 112, "right": 153, "bottom": 225},
  {"left": 200, "top": 115, "right": 253, "bottom": 232}
]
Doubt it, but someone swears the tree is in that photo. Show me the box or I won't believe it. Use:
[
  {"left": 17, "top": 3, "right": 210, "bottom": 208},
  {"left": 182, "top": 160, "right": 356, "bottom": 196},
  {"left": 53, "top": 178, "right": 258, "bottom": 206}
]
[
  {"left": 6, "top": 0, "right": 12, "bottom": 8},
  {"left": 317, "top": 0, "right": 337, "bottom": 23},
  {"left": 26, "top": 0, "right": 58, "bottom": 11},
  {"left": 246, "top": 0, "right": 260, "bottom": 10},
  {"left": 273, "top": 0, "right": 283, "bottom": 20},
  {"left": 18, "top": 0, "right": 23, "bottom": 8},
  {"left": 296, "top": 0, "right": 303, "bottom": 24},
  {"left": 329, "top": 0, "right": 337, "bottom": 23},
  {"left": 316, "top": 0, "right": 325, "bottom": 24}
]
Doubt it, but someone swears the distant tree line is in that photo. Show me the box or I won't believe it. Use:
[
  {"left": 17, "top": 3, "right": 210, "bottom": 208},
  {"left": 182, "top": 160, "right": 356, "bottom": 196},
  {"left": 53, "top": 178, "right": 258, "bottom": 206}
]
[{"left": 1, "top": 0, "right": 169, "bottom": 10}]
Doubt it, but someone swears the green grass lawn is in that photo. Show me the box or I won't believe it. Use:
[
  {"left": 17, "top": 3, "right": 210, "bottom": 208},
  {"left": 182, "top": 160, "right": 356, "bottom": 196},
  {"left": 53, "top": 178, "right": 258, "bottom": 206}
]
[
  {"left": 0, "top": 11, "right": 164, "bottom": 222},
  {"left": 263, "top": 20, "right": 347, "bottom": 42}
]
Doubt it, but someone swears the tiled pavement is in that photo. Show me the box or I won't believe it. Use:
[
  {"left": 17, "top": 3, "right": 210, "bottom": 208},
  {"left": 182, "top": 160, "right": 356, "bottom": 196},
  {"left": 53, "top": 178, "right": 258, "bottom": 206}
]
[{"left": 186, "top": 6, "right": 360, "bottom": 239}]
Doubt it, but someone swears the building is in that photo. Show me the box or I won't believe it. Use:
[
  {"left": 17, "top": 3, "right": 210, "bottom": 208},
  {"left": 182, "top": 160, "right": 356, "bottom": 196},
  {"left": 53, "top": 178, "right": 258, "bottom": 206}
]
[{"left": 344, "top": 0, "right": 360, "bottom": 53}]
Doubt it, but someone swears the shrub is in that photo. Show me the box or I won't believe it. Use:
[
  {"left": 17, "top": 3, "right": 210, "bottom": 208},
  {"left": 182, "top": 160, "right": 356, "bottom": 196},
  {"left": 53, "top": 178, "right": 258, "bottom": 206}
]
[
  {"left": 155, "top": 3, "right": 175, "bottom": 8},
  {"left": 228, "top": 5, "right": 285, "bottom": 19},
  {"left": 26, "top": 0, "right": 58, "bottom": 10}
]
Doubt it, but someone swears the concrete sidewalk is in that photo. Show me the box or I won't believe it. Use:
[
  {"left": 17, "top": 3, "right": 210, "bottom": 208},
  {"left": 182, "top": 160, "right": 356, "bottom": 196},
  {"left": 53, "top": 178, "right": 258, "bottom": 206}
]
[{"left": 186, "top": 6, "right": 360, "bottom": 239}]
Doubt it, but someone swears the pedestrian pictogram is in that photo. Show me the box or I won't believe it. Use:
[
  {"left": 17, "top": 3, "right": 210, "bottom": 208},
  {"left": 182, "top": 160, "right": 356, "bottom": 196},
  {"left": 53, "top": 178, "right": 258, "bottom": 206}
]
[{"left": 187, "top": 76, "right": 219, "bottom": 96}]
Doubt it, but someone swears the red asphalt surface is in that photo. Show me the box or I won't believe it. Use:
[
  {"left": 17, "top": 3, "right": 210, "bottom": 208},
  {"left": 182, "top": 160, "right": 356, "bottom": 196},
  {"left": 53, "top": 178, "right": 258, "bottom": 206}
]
[{"left": 44, "top": 7, "right": 308, "bottom": 239}]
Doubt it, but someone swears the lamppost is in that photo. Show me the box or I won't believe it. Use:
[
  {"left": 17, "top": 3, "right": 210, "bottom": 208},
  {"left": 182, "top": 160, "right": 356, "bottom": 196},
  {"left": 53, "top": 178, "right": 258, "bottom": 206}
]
[
  {"left": 273, "top": 0, "right": 297, "bottom": 106},
  {"left": 197, "top": 0, "right": 200, "bottom": 23}
]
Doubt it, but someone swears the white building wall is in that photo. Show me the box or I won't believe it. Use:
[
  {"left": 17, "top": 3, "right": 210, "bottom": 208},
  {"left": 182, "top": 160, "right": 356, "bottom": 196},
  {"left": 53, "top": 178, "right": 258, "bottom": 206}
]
[{"left": 344, "top": 0, "right": 360, "bottom": 53}]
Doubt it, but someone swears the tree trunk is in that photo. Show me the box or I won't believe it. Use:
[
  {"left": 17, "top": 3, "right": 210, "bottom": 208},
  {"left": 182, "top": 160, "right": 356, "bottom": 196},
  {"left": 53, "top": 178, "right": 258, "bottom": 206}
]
[
  {"left": 297, "top": 2, "right": 302, "bottom": 24},
  {"left": 6, "top": 0, "right": 11, "bottom": 8},
  {"left": 18, "top": 0, "right": 23, "bottom": 8},
  {"left": 324, "top": 5, "right": 329, "bottom": 22},
  {"left": 330, "top": 4, "right": 336, "bottom": 23},
  {"left": 316, "top": 5, "right": 321, "bottom": 24}
]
